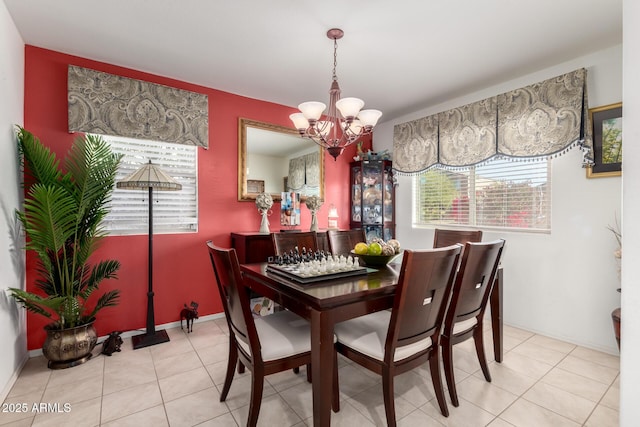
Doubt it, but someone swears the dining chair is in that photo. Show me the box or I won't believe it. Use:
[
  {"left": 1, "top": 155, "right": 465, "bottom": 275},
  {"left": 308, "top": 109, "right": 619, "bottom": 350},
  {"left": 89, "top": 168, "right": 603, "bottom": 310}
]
[
  {"left": 433, "top": 228, "right": 483, "bottom": 248},
  {"left": 333, "top": 245, "right": 462, "bottom": 426},
  {"left": 441, "top": 239, "right": 505, "bottom": 407},
  {"left": 271, "top": 231, "right": 318, "bottom": 256},
  {"left": 327, "top": 229, "right": 366, "bottom": 255},
  {"left": 207, "top": 242, "right": 337, "bottom": 426}
]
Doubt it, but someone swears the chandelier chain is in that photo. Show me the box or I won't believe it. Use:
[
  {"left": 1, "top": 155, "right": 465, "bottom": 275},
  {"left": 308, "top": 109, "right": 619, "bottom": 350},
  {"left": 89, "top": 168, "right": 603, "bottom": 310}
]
[{"left": 332, "top": 38, "right": 338, "bottom": 82}]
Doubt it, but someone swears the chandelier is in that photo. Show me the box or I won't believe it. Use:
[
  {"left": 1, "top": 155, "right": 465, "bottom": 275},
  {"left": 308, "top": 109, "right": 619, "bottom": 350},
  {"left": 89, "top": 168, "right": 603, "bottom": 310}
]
[{"left": 290, "top": 28, "right": 382, "bottom": 160}]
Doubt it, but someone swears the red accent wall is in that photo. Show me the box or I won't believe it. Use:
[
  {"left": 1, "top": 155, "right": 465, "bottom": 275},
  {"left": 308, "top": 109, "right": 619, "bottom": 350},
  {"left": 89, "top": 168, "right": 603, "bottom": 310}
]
[{"left": 23, "top": 46, "right": 371, "bottom": 349}]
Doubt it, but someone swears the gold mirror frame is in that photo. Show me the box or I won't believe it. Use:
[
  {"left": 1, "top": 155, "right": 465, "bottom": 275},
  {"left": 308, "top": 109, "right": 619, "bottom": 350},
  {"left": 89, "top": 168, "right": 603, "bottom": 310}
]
[{"left": 238, "top": 118, "right": 325, "bottom": 202}]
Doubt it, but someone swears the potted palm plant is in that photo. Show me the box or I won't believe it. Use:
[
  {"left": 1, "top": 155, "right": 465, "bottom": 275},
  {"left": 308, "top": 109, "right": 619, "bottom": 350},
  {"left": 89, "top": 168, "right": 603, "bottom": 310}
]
[{"left": 10, "top": 127, "right": 123, "bottom": 369}]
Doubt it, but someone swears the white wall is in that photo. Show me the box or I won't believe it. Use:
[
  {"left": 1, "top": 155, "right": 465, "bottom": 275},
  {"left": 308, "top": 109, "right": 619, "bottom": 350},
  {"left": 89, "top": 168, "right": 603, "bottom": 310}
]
[
  {"left": 375, "top": 45, "right": 623, "bottom": 354},
  {"left": 0, "top": 0, "right": 26, "bottom": 402},
  {"left": 620, "top": 0, "right": 639, "bottom": 424}
]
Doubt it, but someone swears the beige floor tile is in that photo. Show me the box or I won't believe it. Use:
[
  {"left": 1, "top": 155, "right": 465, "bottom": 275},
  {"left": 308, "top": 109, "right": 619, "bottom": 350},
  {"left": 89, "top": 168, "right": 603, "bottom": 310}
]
[
  {"left": 0, "top": 418, "right": 35, "bottom": 427},
  {"left": 334, "top": 364, "right": 381, "bottom": 400},
  {"left": 487, "top": 418, "right": 515, "bottom": 427},
  {"left": 0, "top": 389, "right": 46, "bottom": 424},
  {"left": 570, "top": 346, "right": 620, "bottom": 369},
  {"left": 159, "top": 366, "right": 214, "bottom": 402},
  {"left": 473, "top": 361, "right": 537, "bottom": 396},
  {"left": 420, "top": 397, "right": 495, "bottom": 426},
  {"left": 584, "top": 404, "right": 619, "bottom": 427},
  {"left": 449, "top": 347, "right": 483, "bottom": 374},
  {"left": 102, "top": 361, "right": 158, "bottom": 395},
  {"left": 526, "top": 334, "right": 576, "bottom": 354},
  {"left": 31, "top": 396, "right": 101, "bottom": 427},
  {"left": 456, "top": 375, "right": 518, "bottom": 415},
  {"left": 197, "top": 412, "right": 240, "bottom": 426},
  {"left": 502, "top": 334, "right": 525, "bottom": 352},
  {"left": 322, "top": 399, "right": 377, "bottom": 427},
  {"left": 46, "top": 356, "right": 103, "bottom": 389},
  {"left": 149, "top": 337, "right": 195, "bottom": 362},
  {"left": 205, "top": 359, "right": 249, "bottom": 386},
  {"left": 523, "top": 382, "right": 596, "bottom": 424},
  {"left": 101, "top": 381, "right": 162, "bottom": 423},
  {"left": 600, "top": 385, "right": 619, "bottom": 410},
  {"left": 215, "top": 373, "right": 277, "bottom": 411},
  {"left": 397, "top": 408, "right": 445, "bottom": 426},
  {"left": 187, "top": 326, "right": 229, "bottom": 350},
  {"left": 498, "top": 352, "right": 553, "bottom": 380},
  {"left": 7, "top": 361, "right": 50, "bottom": 399},
  {"left": 100, "top": 404, "right": 168, "bottom": 427},
  {"left": 154, "top": 349, "right": 203, "bottom": 379},
  {"left": 502, "top": 326, "right": 534, "bottom": 342},
  {"left": 231, "top": 393, "right": 301, "bottom": 427},
  {"left": 540, "top": 367, "right": 608, "bottom": 402},
  {"left": 500, "top": 399, "right": 580, "bottom": 427},
  {"left": 556, "top": 355, "right": 618, "bottom": 385},
  {"left": 102, "top": 346, "right": 154, "bottom": 373},
  {"left": 41, "top": 376, "right": 103, "bottom": 405},
  {"left": 347, "top": 382, "right": 417, "bottom": 425},
  {"left": 164, "top": 387, "right": 229, "bottom": 427},
  {"left": 277, "top": 379, "right": 320, "bottom": 420},
  {"left": 510, "top": 341, "right": 568, "bottom": 365},
  {"left": 196, "top": 342, "right": 233, "bottom": 366},
  {"left": 385, "top": 370, "right": 435, "bottom": 409}
]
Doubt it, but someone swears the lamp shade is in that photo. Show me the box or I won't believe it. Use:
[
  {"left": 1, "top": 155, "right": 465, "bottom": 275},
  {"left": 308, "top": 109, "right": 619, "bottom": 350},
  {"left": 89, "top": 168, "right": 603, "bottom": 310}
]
[
  {"left": 298, "top": 102, "right": 326, "bottom": 120},
  {"left": 116, "top": 160, "right": 182, "bottom": 191},
  {"left": 335, "top": 97, "right": 364, "bottom": 118},
  {"left": 357, "top": 109, "right": 383, "bottom": 127}
]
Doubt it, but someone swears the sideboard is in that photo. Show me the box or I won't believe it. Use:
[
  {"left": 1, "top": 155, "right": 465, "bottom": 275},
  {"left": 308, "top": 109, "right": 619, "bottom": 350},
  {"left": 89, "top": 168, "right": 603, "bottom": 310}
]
[{"left": 230, "top": 231, "right": 330, "bottom": 263}]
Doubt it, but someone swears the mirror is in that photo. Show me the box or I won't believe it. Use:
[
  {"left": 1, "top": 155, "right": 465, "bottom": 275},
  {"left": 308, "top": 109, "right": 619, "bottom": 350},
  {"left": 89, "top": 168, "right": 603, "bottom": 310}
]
[{"left": 238, "top": 118, "right": 325, "bottom": 202}]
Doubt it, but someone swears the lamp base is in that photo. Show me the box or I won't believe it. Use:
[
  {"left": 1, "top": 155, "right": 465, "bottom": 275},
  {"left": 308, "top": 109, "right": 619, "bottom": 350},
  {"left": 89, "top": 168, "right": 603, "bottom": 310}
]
[{"left": 131, "top": 329, "right": 170, "bottom": 350}]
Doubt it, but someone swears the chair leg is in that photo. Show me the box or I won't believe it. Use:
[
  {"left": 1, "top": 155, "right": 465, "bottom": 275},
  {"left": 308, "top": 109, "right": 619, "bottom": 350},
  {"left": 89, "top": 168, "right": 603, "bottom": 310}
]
[
  {"left": 332, "top": 353, "right": 340, "bottom": 412},
  {"left": 442, "top": 338, "right": 458, "bottom": 407},
  {"left": 473, "top": 326, "right": 492, "bottom": 382},
  {"left": 429, "top": 349, "right": 450, "bottom": 417},
  {"left": 306, "top": 363, "right": 312, "bottom": 383},
  {"left": 293, "top": 366, "right": 300, "bottom": 374},
  {"left": 220, "top": 340, "right": 238, "bottom": 401},
  {"left": 238, "top": 361, "right": 245, "bottom": 374},
  {"left": 381, "top": 368, "right": 397, "bottom": 427},
  {"left": 247, "top": 368, "right": 265, "bottom": 427}
]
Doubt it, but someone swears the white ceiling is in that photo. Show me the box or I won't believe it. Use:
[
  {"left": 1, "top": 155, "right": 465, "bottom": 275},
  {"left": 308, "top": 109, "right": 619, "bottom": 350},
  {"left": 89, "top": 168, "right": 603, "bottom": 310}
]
[{"left": 4, "top": 0, "right": 622, "bottom": 123}]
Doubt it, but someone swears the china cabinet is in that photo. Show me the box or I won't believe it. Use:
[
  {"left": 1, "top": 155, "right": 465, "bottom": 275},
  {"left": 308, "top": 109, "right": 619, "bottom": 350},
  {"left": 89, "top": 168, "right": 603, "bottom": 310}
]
[{"left": 349, "top": 160, "right": 395, "bottom": 241}]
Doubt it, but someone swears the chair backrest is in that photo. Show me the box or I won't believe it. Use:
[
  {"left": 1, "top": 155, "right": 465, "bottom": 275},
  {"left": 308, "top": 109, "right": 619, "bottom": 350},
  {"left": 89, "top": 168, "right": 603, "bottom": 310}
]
[
  {"left": 327, "top": 229, "right": 366, "bottom": 255},
  {"left": 207, "top": 242, "right": 261, "bottom": 361},
  {"left": 385, "top": 245, "right": 462, "bottom": 360},
  {"left": 272, "top": 231, "right": 318, "bottom": 256},
  {"left": 433, "top": 228, "right": 483, "bottom": 248},
  {"left": 444, "top": 240, "right": 505, "bottom": 330}
]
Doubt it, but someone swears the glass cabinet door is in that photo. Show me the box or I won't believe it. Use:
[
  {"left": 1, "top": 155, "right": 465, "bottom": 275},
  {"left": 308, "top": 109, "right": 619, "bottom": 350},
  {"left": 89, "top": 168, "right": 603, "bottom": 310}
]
[{"left": 349, "top": 160, "right": 395, "bottom": 241}]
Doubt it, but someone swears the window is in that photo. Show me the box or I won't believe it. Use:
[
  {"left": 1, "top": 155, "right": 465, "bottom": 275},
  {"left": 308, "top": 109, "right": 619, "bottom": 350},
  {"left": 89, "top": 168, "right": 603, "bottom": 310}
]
[
  {"left": 414, "top": 158, "right": 551, "bottom": 232},
  {"left": 99, "top": 135, "right": 198, "bottom": 235}
]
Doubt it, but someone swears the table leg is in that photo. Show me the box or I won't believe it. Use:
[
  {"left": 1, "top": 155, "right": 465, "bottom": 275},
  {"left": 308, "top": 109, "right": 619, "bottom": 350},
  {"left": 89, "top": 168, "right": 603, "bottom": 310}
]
[
  {"left": 311, "top": 309, "right": 334, "bottom": 427},
  {"left": 490, "top": 267, "right": 503, "bottom": 362}
]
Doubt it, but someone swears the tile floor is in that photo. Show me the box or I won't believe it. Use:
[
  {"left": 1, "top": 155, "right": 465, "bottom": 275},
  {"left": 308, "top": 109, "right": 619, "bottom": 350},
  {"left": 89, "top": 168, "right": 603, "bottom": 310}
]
[{"left": 0, "top": 317, "right": 619, "bottom": 426}]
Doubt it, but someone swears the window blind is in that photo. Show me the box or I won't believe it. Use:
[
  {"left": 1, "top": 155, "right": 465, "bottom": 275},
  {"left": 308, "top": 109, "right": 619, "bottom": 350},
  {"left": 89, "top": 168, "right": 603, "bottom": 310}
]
[
  {"left": 100, "top": 135, "right": 198, "bottom": 235},
  {"left": 414, "top": 159, "right": 551, "bottom": 232}
]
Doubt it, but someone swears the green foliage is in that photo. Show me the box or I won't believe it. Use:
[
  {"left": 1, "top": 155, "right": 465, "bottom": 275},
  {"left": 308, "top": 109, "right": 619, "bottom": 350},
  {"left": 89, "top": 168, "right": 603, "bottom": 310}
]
[
  {"left": 418, "top": 169, "right": 458, "bottom": 222},
  {"left": 9, "top": 127, "right": 123, "bottom": 329},
  {"left": 601, "top": 118, "right": 622, "bottom": 164}
]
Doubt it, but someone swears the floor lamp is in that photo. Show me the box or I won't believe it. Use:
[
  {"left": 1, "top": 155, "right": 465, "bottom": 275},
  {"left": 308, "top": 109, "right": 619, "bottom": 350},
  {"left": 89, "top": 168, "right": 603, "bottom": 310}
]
[{"left": 117, "top": 160, "right": 182, "bottom": 349}]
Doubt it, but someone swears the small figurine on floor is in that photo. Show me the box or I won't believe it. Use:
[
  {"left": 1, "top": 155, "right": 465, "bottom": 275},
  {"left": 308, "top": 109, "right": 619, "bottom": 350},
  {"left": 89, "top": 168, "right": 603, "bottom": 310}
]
[
  {"left": 180, "top": 301, "right": 199, "bottom": 333},
  {"left": 102, "top": 331, "right": 123, "bottom": 356}
]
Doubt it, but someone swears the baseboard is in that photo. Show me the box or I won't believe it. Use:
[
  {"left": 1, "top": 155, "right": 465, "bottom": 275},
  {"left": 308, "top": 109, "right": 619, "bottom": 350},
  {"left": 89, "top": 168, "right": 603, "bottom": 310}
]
[
  {"left": 0, "top": 352, "right": 29, "bottom": 405},
  {"left": 27, "top": 312, "right": 226, "bottom": 358}
]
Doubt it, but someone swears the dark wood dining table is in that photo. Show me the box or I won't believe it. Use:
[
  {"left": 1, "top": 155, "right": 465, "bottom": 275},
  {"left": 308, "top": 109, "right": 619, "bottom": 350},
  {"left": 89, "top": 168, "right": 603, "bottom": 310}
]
[{"left": 240, "top": 261, "right": 503, "bottom": 427}]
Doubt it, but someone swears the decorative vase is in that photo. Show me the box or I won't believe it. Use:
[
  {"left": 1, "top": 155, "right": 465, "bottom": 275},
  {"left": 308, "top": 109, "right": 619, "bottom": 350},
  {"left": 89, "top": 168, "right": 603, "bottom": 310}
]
[
  {"left": 259, "top": 209, "right": 270, "bottom": 234},
  {"left": 42, "top": 321, "right": 98, "bottom": 369},
  {"left": 310, "top": 210, "right": 318, "bottom": 232}
]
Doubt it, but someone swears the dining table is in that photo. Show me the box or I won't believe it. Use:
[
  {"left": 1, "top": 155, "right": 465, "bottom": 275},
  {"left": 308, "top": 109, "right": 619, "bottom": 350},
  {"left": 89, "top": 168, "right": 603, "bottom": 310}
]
[{"left": 240, "top": 260, "right": 503, "bottom": 427}]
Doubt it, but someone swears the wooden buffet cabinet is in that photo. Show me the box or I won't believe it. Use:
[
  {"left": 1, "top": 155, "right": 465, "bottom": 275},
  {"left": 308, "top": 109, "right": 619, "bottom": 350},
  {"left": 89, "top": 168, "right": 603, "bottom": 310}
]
[{"left": 230, "top": 231, "right": 330, "bottom": 263}]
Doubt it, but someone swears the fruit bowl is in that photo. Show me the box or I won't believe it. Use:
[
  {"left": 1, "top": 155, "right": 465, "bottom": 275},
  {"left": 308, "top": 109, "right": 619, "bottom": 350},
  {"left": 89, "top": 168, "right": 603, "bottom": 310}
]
[{"left": 350, "top": 250, "right": 401, "bottom": 267}]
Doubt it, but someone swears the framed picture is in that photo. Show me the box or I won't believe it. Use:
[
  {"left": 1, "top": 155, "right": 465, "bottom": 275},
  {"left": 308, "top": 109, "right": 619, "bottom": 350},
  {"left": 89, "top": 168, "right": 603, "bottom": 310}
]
[
  {"left": 247, "top": 179, "right": 265, "bottom": 193},
  {"left": 587, "top": 102, "right": 622, "bottom": 178}
]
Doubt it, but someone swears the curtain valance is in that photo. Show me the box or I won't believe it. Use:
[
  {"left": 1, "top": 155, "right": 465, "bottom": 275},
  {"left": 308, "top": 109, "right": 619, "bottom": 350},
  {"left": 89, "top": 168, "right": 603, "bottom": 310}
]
[
  {"left": 68, "top": 65, "right": 209, "bottom": 148},
  {"left": 393, "top": 68, "right": 592, "bottom": 174}
]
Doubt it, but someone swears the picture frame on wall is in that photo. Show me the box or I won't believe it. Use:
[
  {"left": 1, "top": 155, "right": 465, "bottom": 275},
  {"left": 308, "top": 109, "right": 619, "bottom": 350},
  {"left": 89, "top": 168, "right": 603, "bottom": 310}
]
[
  {"left": 247, "top": 179, "right": 265, "bottom": 193},
  {"left": 587, "top": 102, "right": 622, "bottom": 178}
]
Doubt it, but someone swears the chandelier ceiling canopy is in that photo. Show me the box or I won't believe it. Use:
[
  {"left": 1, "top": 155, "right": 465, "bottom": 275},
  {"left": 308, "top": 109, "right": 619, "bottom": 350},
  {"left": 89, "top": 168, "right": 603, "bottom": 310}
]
[{"left": 290, "top": 28, "right": 382, "bottom": 160}]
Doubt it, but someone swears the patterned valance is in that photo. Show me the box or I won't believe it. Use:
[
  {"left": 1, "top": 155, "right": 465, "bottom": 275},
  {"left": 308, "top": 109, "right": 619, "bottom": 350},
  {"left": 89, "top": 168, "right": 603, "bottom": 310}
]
[
  {"left": 68, "top": 65, "right": 209, "bottom": 148},
  {"left": 393, "top": 68, "right": 592, "bottom": 173}
]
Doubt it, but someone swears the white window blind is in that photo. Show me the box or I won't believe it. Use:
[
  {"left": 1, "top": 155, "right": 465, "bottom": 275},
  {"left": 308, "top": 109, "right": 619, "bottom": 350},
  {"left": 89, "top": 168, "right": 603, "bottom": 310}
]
[
  {"left": 99, "top": 135, "right": 198, "bottom": 235},
  {"left": 414, "top": 159, "right": 551, "bottom": 232}
]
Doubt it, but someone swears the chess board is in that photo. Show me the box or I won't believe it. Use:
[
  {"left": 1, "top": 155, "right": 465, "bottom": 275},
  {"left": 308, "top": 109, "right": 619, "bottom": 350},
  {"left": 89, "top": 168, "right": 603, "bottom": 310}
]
[{"left": 266, "top": 263, "right": 368, "bottom": 284}]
